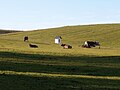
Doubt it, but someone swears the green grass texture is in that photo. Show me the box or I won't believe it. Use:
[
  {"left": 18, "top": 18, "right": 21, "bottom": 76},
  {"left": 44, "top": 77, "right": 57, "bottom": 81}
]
[{"left": 0, "top": 24, "right": 120, "bottom": 90}]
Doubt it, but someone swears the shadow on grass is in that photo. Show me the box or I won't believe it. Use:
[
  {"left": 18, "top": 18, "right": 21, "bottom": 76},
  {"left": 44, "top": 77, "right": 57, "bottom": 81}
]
[
  {"left": 0, "top": 74, "right": 120, "bottom": 90},
  {"left": 0, "top": 51, "right": 120, "bottom": 76},
  {"left": 0, "top": 51, "right": 120, "bottom": 62}
]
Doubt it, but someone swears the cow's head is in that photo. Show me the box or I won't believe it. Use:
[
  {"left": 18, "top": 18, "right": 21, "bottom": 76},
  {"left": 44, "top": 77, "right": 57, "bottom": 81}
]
[
  {"left": 61, "top": 44, "right": 66, "bottom": 46},
  {"left": 95, "top": 41, "right": 100, "bottom": 46}
]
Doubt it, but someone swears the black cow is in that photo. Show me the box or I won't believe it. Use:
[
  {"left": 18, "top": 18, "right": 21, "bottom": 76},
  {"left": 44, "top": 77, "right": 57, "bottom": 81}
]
[
  {"left": 29, "top": 44, "right": 38, "bottom": 48},
  {"left": 24, "top": 36, "right": 28, "bottom": 42},
  {"left": 82, "top": 41, "right": 100, "bottom": 48}
]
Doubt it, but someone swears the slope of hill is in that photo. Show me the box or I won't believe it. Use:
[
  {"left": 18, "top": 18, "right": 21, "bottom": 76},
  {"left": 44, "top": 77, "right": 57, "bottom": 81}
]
[
  {"left": 0, "top": 24, "right": 120, "bottom": 56},
  {"left": 0, "top": 29, "right": 20, "bottom": 34},
  {"left": 0, "top": 24, "right": 120, "bottom": 90}
]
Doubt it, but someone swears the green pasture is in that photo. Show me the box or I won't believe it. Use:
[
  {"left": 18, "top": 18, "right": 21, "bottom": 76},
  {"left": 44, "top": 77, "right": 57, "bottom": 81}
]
[
  {"left": 0, "top": 24, "right": 120, "bottom": 90},
  {"left": 0, "top": 51, "right": 120, "bottom": 90}
]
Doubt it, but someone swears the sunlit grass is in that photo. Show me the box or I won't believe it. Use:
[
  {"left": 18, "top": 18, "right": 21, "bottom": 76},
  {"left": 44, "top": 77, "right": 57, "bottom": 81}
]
[{"left": 0, "top": 70, "right": 120, "bottom": 80}]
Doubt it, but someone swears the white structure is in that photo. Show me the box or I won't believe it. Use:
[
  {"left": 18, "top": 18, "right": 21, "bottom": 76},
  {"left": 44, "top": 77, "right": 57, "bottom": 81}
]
[{"left": 55, "top": 36, "right": 62, "bottom": 44}]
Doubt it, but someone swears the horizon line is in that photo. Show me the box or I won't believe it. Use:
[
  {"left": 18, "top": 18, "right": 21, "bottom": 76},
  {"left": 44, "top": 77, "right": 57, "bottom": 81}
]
[{"left": 0, "top": 22, "right": 120, "bottom": 31}]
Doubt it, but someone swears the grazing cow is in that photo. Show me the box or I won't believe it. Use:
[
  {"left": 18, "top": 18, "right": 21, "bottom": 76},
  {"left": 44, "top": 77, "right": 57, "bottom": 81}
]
[
  {"left": 61, "top": 44, "right": 72, "bottom": 49},
  {"left": 24, "top": 36, "right": 28, "bottom": 42},
  {"left": 29, "top": 44, "right": 38, "bottom": 48},
  {"left": 82, "top": 41, "right": 100, "bottom": 48}
]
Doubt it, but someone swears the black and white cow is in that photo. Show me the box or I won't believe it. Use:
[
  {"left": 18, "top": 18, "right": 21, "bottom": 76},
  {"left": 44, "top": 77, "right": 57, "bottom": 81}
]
[{"left": 82, "top": 41, "right": 100, "bottom": 48}]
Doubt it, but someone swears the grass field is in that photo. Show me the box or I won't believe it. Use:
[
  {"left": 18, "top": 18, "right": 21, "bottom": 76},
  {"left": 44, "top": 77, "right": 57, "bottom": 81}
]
[{"left": 0, "top": 24, "right": 120, "bottom": 90}]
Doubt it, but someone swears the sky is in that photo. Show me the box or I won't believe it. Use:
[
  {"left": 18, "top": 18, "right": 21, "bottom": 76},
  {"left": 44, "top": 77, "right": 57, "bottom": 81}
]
[{"left": 0, "top": 0, "right": 120, "bottom": 31}]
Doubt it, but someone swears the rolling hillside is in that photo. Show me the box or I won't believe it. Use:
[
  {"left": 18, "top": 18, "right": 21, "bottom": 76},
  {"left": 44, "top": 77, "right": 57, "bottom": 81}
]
[
  {"left": 0, "top": 24, "right": 120, "bottom": 90},
  {"left": 0, "top": 29, "right": 20, "bottom": 34},
  {"left": 0, "top": 24, "right": 120, "bottom": 46},
  {"left": 0, "top": 24, "right": 120, "bottom": 56}
]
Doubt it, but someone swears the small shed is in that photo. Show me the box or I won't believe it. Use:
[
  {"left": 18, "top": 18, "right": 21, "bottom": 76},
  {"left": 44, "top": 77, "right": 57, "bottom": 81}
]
[{"left": 55, "top": 36, "right": 62, "bottom": 44}]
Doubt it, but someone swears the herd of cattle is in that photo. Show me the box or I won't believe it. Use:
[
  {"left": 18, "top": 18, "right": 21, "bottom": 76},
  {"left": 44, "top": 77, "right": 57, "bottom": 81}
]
[
  {"left": 61, "top": 41, "right": 100, "bottom": 49},
  {"left": 24, "top": 36, "right": 38, "bottom": 48},
  {"left": 24, "top": 36, "right": 100, "bottom": 49}
]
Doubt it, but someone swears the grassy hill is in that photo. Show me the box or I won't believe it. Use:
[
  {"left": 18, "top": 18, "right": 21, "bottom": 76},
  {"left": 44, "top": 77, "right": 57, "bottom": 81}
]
[
  {"left": 0, "top": 24, "right": 120, "bottom": 56},
  {"left": 0, "top": 29, "right": 20, "bottom": 34},
  {"left": 0, "top": 24, "right": 120, "bottom": 90}
]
